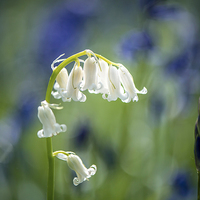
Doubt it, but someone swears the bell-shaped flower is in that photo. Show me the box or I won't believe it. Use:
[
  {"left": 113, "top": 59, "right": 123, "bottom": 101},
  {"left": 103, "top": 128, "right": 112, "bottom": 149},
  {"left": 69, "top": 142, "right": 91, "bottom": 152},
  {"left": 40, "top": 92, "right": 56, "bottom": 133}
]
[
  {"left": 118, "top": 65, "right": 147, "bottom": 103},
  {"left": 64, "top": 64, "right": 86, "bottom": 102},
  {"left": 103, "top": 65, "right": 128, "bottom": 102},
  {"left": 90, "top": 58, "right": 109, "bottom": 95},
  {"left": 37, "top": 101, "right": 67, "bottom": 138},
  {"left": 51, "top": 68, "right": 71, "bottom": 102},
  {"left": 81, "top": 57, "right": 102, "bottom": 92},
  {"left": 56, "top": 152, "right": 97, "bottom": 186}
]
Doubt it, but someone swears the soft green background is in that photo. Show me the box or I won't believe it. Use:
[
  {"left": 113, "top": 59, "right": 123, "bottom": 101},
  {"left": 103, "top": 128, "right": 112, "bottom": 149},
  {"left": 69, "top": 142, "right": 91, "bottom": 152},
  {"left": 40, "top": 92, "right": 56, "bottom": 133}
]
[{"left": 0, "top": 0, "right": 199, "bottom": 199}]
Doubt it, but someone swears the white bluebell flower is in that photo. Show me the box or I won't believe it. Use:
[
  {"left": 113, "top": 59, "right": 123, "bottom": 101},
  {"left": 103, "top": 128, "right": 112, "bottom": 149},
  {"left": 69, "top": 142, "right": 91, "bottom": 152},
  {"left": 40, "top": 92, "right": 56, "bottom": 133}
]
[
  {"left": 56, "top": 152, "right": 97, "bottom": 186},
  {"left": 51, "top": 67, "right": 71, "bottom": 102},
  {"left": 90, "top": 58, "right": 109, "bottom": 95},
  {"left": 37, "top": 100, "right": 67, "bottom": 138},
  {"left": 81, "top": 56, "right": 102, "bottom": 92},
  {"left": 118, "top": 64, "right": 147, "bottom": 103},
  {"left": 103, "top": 65, "right": 128, "bottom": 102},
  {"left": 64, "top": 64, "right": 86, "bottom": 102}
]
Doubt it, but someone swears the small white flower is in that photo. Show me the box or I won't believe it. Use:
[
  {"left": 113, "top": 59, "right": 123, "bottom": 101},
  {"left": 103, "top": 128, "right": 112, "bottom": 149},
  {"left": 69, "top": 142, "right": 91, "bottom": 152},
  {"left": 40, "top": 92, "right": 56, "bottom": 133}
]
[
  {"left": 37, "top": 101, "right": 67, "bottom": 138},
  {"left": 56, "top": 153, "right": 97, "bottom": 186},
  {"left": 118, "top": 65, "right": 147, "bottom": 103},
  {"left": 64, "top": 64, "right": 86, "bottom": 102},
  {"left": 103, "top": 65, "right": 128, "bottom": 102},
  {"left": 81, "top": 56, "right": 102, "bottom": 92},
  {"left": 90, "top": 58, "right": 109, "bottom": 95},
  {"left": 51, "top": 68, "right": 71, "bottom": 102}
]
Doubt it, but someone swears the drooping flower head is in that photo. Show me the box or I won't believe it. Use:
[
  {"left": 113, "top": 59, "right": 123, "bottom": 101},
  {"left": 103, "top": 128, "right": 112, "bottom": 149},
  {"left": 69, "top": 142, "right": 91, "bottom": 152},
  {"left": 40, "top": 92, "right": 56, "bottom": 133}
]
[
  {"left": 56, "top": 152, "right": 97, "bottom": 186},
  {"left": 49, "top": 50, "right": 147, "bottom": 104},
  {"left": 37, "top": 100, "right": 67, "bottom": 138},
  {"left": 81, "top": 50, "right": 102, "bottom": 93},
  {"left": 65, "top": 63, "right": 86, "bottom": 102},
  {"left": 90, "top": 58, "right": 109, "bottom": 95},
  {"left": 103, "top": 65, "right": 128, "bottom": 102},
  {"left": 118, "top": 64, "right": 147, "bottom": 103},
  {"left": 51, "top": 67, "right": 71, "bottom": 102}
]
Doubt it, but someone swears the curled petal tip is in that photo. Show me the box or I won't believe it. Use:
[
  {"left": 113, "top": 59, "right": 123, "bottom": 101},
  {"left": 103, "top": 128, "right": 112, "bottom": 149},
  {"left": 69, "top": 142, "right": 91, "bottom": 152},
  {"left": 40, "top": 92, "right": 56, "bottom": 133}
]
[
  {"left": 140, "top": 87, "right": 148, "bottom": 94},
  {"left": 37, "top": 130, "right": 44, "bottom": 138},
  {"left": 88, "top": 165, "right": 97, "bottom": 176},
  {"left": 51, "top": 53, "right": 66, "bottom": 69},
  {"left": 73, "top": 177, "right": 79, "bottom": 186}
]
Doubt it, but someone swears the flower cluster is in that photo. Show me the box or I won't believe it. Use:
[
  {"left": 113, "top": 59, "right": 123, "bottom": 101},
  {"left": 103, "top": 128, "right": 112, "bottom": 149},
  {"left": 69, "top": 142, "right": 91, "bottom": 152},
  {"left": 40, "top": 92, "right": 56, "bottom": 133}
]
[
  {"left": 36, "top": 50, "right": 148, "bottom": 187},
  {"left": 51, "top": 50, "right": 147, "bottom": 103}
]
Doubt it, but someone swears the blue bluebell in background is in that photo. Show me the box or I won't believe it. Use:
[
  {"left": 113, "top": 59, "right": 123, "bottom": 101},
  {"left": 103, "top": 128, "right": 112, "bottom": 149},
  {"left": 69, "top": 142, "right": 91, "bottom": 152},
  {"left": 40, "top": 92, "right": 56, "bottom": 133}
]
[
  {"left": 73, "top": 120, "right": 91, "bottom": 150},
  {"left": 118, "top": 30, "right": 154, "bottom": 61},
  {"left": 149, "top": 92, "right": 165, "bottom": 126},
  {"left": 148, "top": 4, "right": 181, "bottom": 20},
  {"left": 37, "top": 1, "right": 98, "bottom": 72},
  {"left": 167, "top": 171, "right": 195, "bottom": 200},
  {"left": 165, "top": 51, "right": 191, "bottom": 77}
]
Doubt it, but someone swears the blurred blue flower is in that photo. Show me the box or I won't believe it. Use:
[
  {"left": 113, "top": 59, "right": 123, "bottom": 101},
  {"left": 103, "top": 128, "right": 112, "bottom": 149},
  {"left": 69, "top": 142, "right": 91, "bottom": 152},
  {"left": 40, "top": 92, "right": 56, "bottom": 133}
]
[
  {"left": 191, "top": 41, "right": 200, "bottom": 69},
  {"left": 65, "top": 0, "right": 99, "bottom": 16},
  {"left": 172, "top": 172, "right": 190, "bottom": 196},
  {"left": 0, "top": 114, "right": 21, "bottom": 146},
  {"left": 118, "top": 31, "right": 154, "bottom": 61},
  {"left": 37, "top": 1, "right": 98, "bottom": 70},
  {"left": 38, "top": 11, "right": 85, "bottom": 67},
  {"left": 137, "top": 0, "right": 158, "bottom": 11},
  {"left": 148, "top": 4, "right": 182, "bottom": 20},
  {"left": 73, "top": 120, "right": 91, "bottom": 149},
  {"left": 165, "top": 46, "right": 200, "bottom": 92},
  {"left": 16, "top": 95, "right": 37, "bottom": 130},
  {"left": 164, "top": 50, "right": 198, "bottom": 114},
  {"left": 167, "top": 171, "right": 195, "bottom": 200},
  {"left": 149, "top": 93, "right": 165, "bottom": 125},
  {"left": 100, "top": 146, "right": 117, "bottom": 170},
  {"left": 165, "top": 51, "right": 192, "bottom": 76}
]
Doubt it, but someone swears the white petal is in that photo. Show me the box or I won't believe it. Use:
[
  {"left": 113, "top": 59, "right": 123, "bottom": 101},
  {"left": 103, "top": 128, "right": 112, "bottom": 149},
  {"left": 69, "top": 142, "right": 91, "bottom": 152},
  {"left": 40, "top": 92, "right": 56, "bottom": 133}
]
[
  {"left": 54, "top": 123, "right": 67, "bottom": 135},
  {"left": 97, "top": 59, "right": 109, "bottom": 93},
  {"left": 88, "top": 165, "right": 97, "bottom": 176},
  {"left": 51, "top": 54, "right": 66, "bottom": 70},
  {"left": 61, "top": 96, "right": 71, "bottom": 102},
  {"left": 37, "top": 129, "right": 44, "bottom": 138},
  {"left": 72, "top": 65, "right": 83, "bottom": 88},
  {"left": 37, "top": 102, "right": 66, "bottom": 138},
  {"left": 38, "top": 106, "right": 56, "bottom": 132},
  {"left": 81, "top": 57, "right": 98, "bottom": 91},
  {"left": 73, "top": 177, "right": 80, "bottom": 186},
  {"left": 51, "top": 91, "right": 62, "bottom": 99},
  {"left": 54, "top": 82, "right": 60, "bottom": 90},
  {"left": 136, "top": 87, "right": 148, "bottom": 94},
  {"left": 56, "top": 67, "right": 68, "bottom": 89},
  {"left": 106, "top": 65, "right": 128, "bottom": 102},
  {"left": 118, "top": 65, "right": 147, "bottom": 102},
  {"left": 65, "top": 65, "right": 86, "bottom": 102},
  {"left": 56, "top": 153, "right": 68, "bottom": 161}
]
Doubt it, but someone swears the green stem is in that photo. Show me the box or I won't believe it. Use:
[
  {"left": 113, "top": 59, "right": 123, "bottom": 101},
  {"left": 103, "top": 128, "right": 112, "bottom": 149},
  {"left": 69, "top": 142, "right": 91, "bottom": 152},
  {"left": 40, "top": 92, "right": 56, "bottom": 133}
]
[
  {"left": 53, "top": 150, "right": 75, "bottom": 157},
  {"left": 43, "top": 49, "right": 119, "bottom": 200},
  {"left": 44, "top": 50, "right": 87, "bottom": 200},
  {"left": 46, "top": 138, "right": 54, "bottom": 200},
  {"left": 94, "top": 53, "right": 120, "bottom": 67},
  {"left": 198, "top": 170, "right": 200, "bottom": 200}
]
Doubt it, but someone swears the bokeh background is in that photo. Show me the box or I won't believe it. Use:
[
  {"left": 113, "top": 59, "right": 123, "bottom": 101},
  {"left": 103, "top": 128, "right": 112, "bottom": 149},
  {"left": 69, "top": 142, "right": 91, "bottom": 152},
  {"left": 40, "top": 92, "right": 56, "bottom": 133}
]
[{"left": 0, "top": 0, "right": 200, "bottom": 199}]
